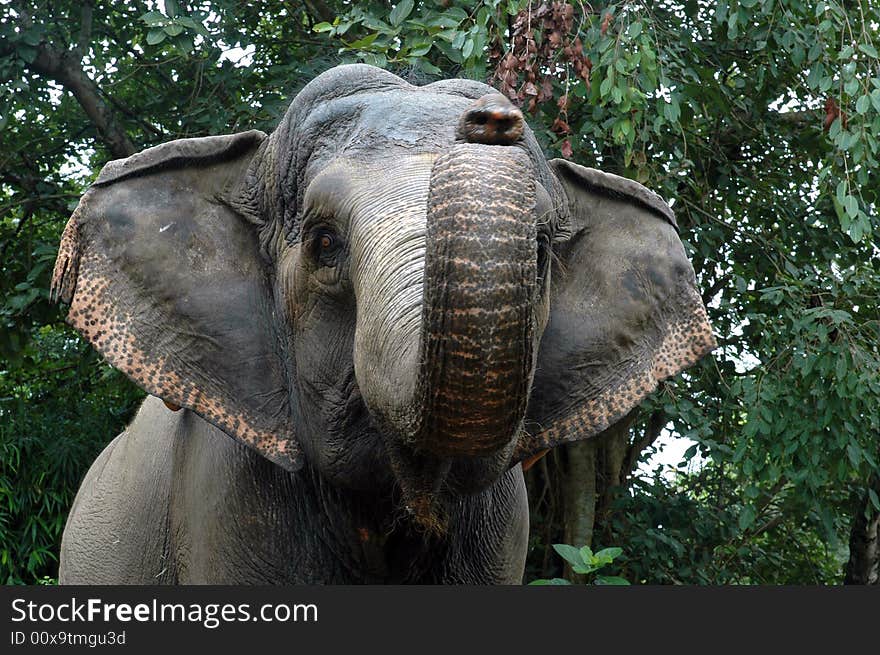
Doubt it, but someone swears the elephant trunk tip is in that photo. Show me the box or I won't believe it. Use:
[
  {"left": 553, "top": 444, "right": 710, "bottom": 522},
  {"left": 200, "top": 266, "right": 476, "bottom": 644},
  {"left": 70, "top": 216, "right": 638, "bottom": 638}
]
[{"left": 458, "top": 94, "right": 524, "bottom": 146}]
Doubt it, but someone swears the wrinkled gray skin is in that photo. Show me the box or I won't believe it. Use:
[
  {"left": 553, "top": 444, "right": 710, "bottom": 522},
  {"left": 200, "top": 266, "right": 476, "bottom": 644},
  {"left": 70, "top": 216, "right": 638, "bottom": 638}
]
[{"left": 55, "top": 65, "right": 714, "bottom": 584}]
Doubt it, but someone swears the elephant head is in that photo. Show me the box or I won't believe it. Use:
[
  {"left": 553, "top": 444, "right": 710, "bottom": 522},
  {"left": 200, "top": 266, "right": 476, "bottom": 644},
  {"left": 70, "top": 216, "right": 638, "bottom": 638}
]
[{"left": 52, "top": 65, "right": 714, "bottom": 530}]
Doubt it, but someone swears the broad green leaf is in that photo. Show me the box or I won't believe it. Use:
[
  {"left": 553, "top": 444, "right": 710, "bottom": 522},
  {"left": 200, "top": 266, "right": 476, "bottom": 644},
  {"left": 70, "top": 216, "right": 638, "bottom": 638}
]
[
  {"left": 572, "top": 563, "right": 599, "bottom": 575},
  {"left": 859, "top": 43, "right": 879, "bottom": 58},
  {"left": 389, "top": 0, "right": 414, "bottom": 28},
  {"left": 553, "top": 544, "right": 586, "bottom": 567},
  {"left": 595, "top": 576, "right": 631, "bottom": 585},
  {"left": 146, "top": 29, "right": 166, "bottom": 45},
  {"left": 528, "top": 578, "right": 572, "bottom": 585},
  {"left": 140, "top": 11, "right": 165, "bottom": 25},
  {"left": 174, "top": 34, "right": 194, "bottom": 53},
  {"left": 347, "top": 32, "right": 379, "bottom": 49},
  {"left": 738, "top": 504, "right": 756, "bottom": 531},
  {"left": 408, "top": 43, "right": 432, "bottom": 57},
  {"left": 594, "top": 547, "right": 623, "bottom": 563},
  {"left": 462, "top": 37, "right": 474, "bottom": 59},
  {"left": 869, "top": 489, "right": 880, "bottom": 512},
  {"left": 844, "top": 194, "right": 859, "bottom": 218}
]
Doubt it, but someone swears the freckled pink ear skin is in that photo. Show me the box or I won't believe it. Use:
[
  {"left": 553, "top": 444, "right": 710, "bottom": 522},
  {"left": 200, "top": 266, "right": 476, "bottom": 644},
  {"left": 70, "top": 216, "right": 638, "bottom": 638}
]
[
  {"left": 515, "top": 159, "right": 715, "bottom": 463},
  {"left": 51, "top": 132, "right": 303, "bottom": 472}
]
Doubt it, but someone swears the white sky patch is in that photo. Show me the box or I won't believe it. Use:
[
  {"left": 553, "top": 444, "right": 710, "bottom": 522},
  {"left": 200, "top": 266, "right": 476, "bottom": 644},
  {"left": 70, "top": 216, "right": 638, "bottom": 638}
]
[
  {"left": 219, "top": 44, "right": 256, "bottom": 67},
  {"left": 639, "top": 427, "right": 706, "bottom": 482}
]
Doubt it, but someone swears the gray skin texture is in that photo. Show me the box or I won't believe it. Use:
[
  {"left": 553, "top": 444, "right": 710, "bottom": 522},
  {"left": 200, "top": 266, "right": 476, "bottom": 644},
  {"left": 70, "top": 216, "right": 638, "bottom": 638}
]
[
  {"left": 61, "top": 396, "right": 528, "bottom": 583},
  {"left": 54, "top": 65, "right": 715, "bottom": 584}
]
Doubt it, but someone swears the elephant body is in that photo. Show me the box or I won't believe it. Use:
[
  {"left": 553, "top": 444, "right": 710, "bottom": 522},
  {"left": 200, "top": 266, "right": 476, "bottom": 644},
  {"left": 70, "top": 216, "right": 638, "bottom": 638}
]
[
  {"left": 53, "top": 65, "right": 715, "bottom": 584},
  {"left": 61, "top": 397, "right": 528, "bottom": 583}
]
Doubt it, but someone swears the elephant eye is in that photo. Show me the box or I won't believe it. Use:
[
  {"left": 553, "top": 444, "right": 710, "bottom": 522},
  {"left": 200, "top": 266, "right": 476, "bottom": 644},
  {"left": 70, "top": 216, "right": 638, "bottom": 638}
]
[{"left": 309, "top": 227, "right": 343, "bottom": 267}]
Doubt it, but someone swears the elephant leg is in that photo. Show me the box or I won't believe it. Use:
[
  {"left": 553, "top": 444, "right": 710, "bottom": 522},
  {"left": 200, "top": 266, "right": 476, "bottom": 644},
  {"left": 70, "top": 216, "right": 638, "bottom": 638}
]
[{"left": 59, "top": 396, "right": 177, "bottom": 584}]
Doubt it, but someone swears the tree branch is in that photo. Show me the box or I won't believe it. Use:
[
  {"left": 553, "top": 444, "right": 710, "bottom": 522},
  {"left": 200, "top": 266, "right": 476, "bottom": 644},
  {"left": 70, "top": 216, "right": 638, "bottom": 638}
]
[
  {"left": 302, "top": 0, "right": 335, "bottom": 24},
  {"left": 29, "top": 45, "right": 136, "bottom": 158},
  {"left": 625, "top": 410, "right": 666, "bottom": 477},
  {"left": 77, "top": 1, "right": 94, "bottom": 57}
]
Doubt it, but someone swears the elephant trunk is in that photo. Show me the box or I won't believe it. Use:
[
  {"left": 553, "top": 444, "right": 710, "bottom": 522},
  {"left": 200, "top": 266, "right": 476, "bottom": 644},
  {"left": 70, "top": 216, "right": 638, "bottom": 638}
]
[{"left": 406, "top": 143, "right": 538, "bottom": 457}]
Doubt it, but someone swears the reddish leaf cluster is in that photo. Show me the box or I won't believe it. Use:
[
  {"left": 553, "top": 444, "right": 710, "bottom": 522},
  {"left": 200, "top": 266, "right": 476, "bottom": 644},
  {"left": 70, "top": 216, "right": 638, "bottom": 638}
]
[
  {"left": 823, "top": 97, "right": 847, "bottom": 132},
  {"left": 490, "top": 2, "right": 593, "bottom": 158}
]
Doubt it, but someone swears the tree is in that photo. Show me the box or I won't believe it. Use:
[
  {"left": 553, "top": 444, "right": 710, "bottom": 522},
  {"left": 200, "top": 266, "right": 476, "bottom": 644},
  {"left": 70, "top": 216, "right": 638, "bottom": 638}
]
[{"left": 1, "top": 0, "right": 877, "bottom": 584}]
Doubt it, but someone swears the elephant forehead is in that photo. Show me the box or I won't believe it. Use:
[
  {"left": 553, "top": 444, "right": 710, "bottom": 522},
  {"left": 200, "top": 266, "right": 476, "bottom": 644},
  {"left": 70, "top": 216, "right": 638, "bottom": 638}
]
[{"left": 302, "top": 90, "right": 471, "bottom": 159}]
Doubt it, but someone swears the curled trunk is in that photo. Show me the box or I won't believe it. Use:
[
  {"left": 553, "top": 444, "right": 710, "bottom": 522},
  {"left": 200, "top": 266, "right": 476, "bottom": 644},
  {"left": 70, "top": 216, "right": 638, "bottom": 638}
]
[{"left": 408, "top": 143, "right": 538, "bottom": 457}]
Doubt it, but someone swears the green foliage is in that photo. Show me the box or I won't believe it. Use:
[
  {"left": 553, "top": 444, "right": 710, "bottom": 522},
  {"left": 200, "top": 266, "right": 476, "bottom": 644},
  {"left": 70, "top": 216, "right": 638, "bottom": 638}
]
[
  {"left": 311, "top": 0, "right": 513, "bottom": 77},
  {"left": 0, "top": 329, "right": 142, "bottom": 584},
  {"left": 530, "top": 543, "right": 630, "bottom": 585},
  {"left": 605, "top": 474, "right": 848, "bottom": 584}
]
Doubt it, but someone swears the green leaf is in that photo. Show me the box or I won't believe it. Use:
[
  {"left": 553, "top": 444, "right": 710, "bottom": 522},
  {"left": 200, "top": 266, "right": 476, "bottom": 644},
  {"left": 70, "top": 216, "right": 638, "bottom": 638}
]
[
  {"left": 595, "top": 575, "right": 631, "bottom": 585},
  {"left": 738, "top": 504, "right": 756, "bottom": 531},
  {"left": 859, "top": 43, "right": 879, "bottom": 59},
  {"left": 347, "top": 32, "right": 379, "bottom": 49},
  {"left": 855, "top": 95, "right": 870, "bottom": 115},
  {"left": 165, "top": 0, "right": 179, "bottom": 19},
  {"left": 462, "top": 37, "right": 474, "bottom": 59},
  {"left": 869, "top": 489, "right": 880, "bottom": 512},
  {"left": 844, "top": 195, "right": 859, "bottom": 219},
  {"left": 553, "top": 544, "right": 586, "bottom": 567},
  {"left": 390, "top": 0, "right": 414, "bottom": 28},
  {"left": 174, "top": 35, "right": 194, "bottom": 53},
  {"left": 847, "top": 443, "right": 861, "bottom": 466},
  {"left": 528, "top": 578, "right": 572, "bottom": 585},
  {"left": 807, "top": 62, "right": 824, "bottom": 89},
  {"left": 572, "top": 563, "right": 599, "bottom": 575},
  {"left": 664, "top": 97, "right": 681, "bottom": 122},
  {"left": 444, "top": 7, "right": 469, "bottom": 23},
  {"left": 627, "top": 22, "right": 642, "bottom": 39},
  {"left": 417, "top": 59, "right": 441, "bottom": 75},
  {"left": 313, "top": 22, "right": 333, "bottom": 33},
  {"left": 408, "top": 43, "right": 432, "bottom": 57},
  {"left": 140, "top": 11, "right": 165, "bottom": 26},
  {"left": 594, "top": 547, "right": 623, "bottom": 564},
  {"left": 146, "top": 29, "right": 166, "bottom": 45},
  {"left": 836, "top": 180, "right": 848, "bottom": 205},
  {"left": 164, "top": 23, "right": 184, "bottom": 37},
  {"left": 727, "top": 11, "right": 738, "bottom": 40}
]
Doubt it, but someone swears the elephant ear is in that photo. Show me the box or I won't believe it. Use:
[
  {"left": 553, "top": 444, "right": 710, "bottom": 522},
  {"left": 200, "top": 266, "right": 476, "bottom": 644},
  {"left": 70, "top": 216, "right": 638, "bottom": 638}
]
[
  {"left": 516, "top": 159, "right": 715, "bottom": 462},
  {"left": 51, "top": 131, "right": 302, "bottom": 471}
]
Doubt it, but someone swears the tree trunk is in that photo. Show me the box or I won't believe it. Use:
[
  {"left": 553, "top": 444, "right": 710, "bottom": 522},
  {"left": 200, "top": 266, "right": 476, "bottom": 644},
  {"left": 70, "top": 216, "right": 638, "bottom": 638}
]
[
  {"left": 525, "top": 412, "right": 639, "bottom": 581},
  {"left": 562, "top": 439, "right": 597, "bottom": 550},
  {"left": 844, "top": 473, "right": 880, "bottom": 585}
]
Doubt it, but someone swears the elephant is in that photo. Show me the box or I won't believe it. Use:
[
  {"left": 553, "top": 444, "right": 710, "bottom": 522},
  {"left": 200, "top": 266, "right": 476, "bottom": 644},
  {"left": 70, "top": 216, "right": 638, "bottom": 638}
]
[{"left": 51, "top": 64, "right": 715, "bottom": 584}]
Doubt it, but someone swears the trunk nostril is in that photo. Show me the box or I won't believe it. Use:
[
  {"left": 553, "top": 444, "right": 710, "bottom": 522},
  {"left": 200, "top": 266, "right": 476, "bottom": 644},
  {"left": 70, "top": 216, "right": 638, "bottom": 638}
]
[{"left": 458, "top": 94, "right": 525, "bottom": 146}]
